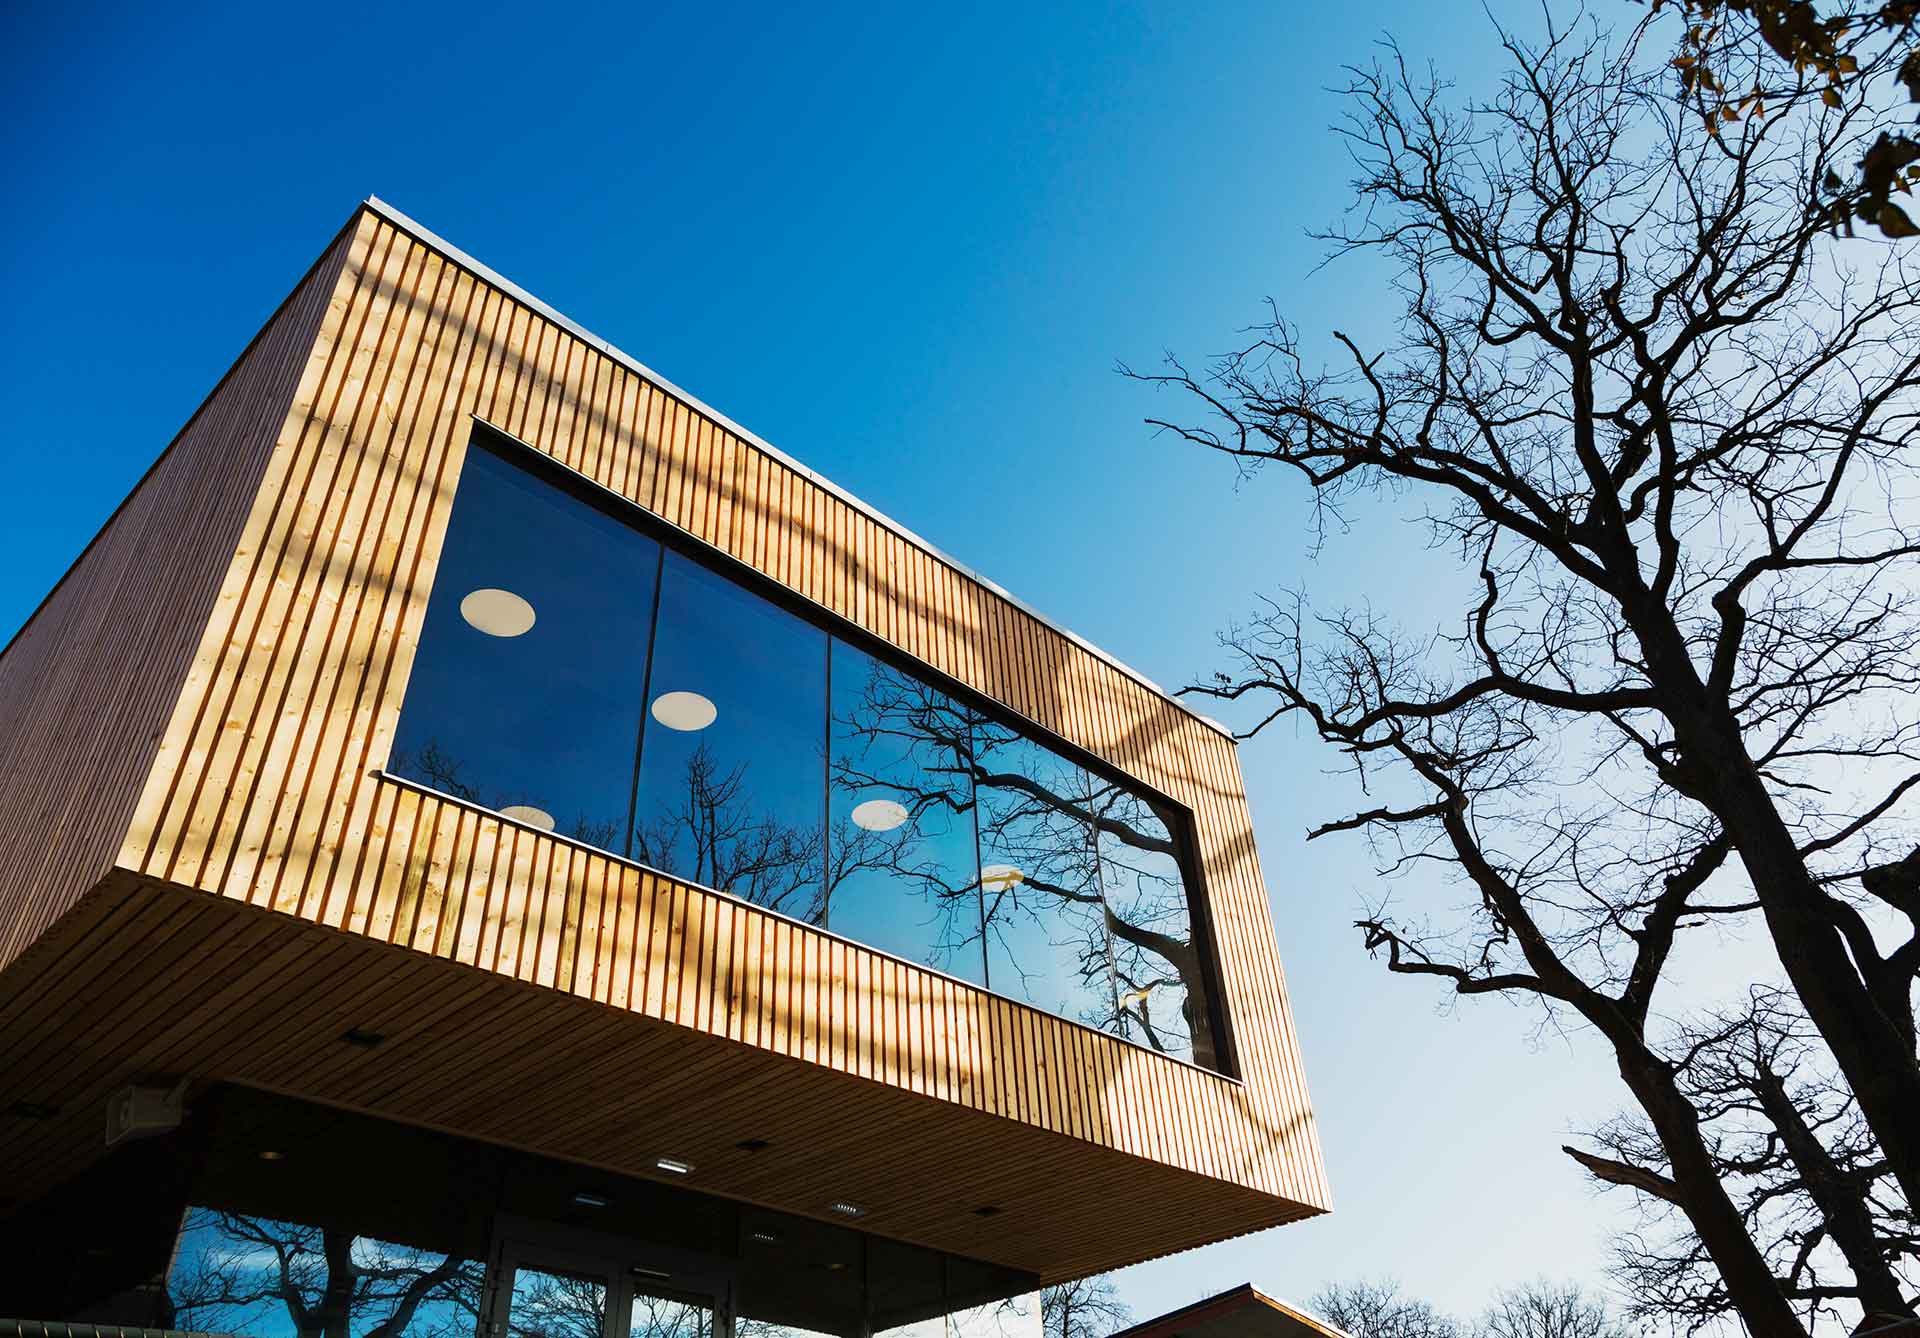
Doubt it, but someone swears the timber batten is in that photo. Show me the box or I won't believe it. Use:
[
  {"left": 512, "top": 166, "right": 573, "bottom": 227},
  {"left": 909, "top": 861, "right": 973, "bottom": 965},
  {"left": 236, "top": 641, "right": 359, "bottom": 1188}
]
[{"left": 0, "top": 202, "right": 1328, "bottom": 1285}]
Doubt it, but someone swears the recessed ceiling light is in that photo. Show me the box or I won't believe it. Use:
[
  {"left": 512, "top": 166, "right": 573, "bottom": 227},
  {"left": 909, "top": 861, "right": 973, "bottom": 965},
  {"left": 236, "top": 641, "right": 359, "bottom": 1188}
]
[
  {"left": 573, "top": 1190, "right": 610, "bottom": 1208},
  {"left": 735, "top": 1137, "right": 771, "bottom": 1152},
  {"left": 827, "top": 1200, "right": 866, "bottom": 1218},
  {"left": 851, "top": 799, "right": 909, "bottom": 832},
  {"left": 460, "top": 588, "right": 536, "bottom": 638},
  {"left": 655, "top": 1156, "right": 694, "bottom": 1174},
  {"left": 973, "top": 1205, "right": 1002, "bottom": 1217},
  {"left": 981, "top": 863, "right": 1024, "bottom": 892},
  {"left": 500, "top": 805, "right": 556, "bottom": 831},
  {"left": 651, "top": 690, "right": 717, "bottom": 732},
  {"left": 341, "top": 1026, "right": 386, "bottom": 1048}
]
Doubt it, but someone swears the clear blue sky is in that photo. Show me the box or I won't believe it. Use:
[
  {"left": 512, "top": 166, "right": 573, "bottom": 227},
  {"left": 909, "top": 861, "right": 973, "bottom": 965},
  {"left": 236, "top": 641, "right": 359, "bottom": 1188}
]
[{"left": 2, "top": 0, "right": 1683, "bottom": 1321}]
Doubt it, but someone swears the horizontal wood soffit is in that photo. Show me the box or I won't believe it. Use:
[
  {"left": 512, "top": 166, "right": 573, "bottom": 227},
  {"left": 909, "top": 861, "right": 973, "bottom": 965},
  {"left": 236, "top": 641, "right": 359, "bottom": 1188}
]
[{"left": 0, "top": 877, "right": 1323, "bottom": 1283}]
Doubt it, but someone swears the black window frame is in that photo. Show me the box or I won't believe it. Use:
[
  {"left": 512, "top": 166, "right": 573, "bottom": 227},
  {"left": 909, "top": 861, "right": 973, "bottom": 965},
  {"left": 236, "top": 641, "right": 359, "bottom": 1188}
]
[{"left": 382, "top": 418, "right": 1239, "bottom": 1080}]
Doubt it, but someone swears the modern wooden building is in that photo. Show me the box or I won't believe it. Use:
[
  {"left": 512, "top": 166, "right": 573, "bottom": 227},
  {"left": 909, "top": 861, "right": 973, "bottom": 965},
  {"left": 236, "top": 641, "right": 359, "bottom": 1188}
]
[{"left": 0, "top": 199, "right": 1329, "bottom": 1336}]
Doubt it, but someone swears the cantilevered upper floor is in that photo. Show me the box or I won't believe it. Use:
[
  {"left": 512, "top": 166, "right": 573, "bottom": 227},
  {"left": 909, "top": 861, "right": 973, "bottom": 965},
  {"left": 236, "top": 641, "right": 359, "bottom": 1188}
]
[{"left": 0, "top": 198, "right": 1329, "bottom": 1305}]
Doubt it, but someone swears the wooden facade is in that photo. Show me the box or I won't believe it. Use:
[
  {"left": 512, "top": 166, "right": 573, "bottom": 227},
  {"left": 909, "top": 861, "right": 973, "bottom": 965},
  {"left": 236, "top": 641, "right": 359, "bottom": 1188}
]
[{"left": 0, "top": 201, "right": 1328, "bottom": 1285}]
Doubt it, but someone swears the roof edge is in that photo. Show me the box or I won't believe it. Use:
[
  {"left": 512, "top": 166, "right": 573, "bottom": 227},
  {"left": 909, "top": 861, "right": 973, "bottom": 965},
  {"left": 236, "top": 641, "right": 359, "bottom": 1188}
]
[{"left": 359, "top": 194, "right": 1236, "bottom": 742}]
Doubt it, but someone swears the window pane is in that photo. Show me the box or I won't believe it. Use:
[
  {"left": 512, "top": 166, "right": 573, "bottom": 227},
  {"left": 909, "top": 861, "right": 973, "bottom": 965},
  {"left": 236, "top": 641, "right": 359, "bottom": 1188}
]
[
  {"left": 169, "top": 1208, "right": 483, "bottom": 1337},
  {"left": 1091, "top": 781, "right": 1213, "bottom": 1066},
  {"left": 630, "top": 1290, "right": 713, "bottom": 1338},
  {"left": 633, "top": 551, "right": 827, "bottom": 920},
  {"left": 509, "top": 1264, "right": 607, "bottom": 1338},
  {"left": 389, "top": 445, "right": 659, "bottom": 854},
  {"left": 826, "top": 640, "right": 983, "bottom": 981},
  {"left": 973, "top": 723, "right": 1117, "bottom": 1030}
]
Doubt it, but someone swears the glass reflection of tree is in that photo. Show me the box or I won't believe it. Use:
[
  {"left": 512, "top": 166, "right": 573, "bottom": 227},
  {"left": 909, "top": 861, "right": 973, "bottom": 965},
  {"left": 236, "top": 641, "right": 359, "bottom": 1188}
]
[
  {"left": 629, "top": 1294, "right": 715, "bottom": 1338},
  {"left": 388, "top": 741, "right": 627, "bottom": 853},
  {"left": 506, "top": 1268, "right": 606, "bottom": 1338},
  {"left": 836, "top": 669, "right": 1217, "bottom": 1069},
  {"left": 634, "top": 741, "right": 825, "bottom": 924},
  {"left": 168, "top": 1210, "right": 482, "bottom": 1338},
  {"left": 828, "top": 661, "right": 986, "bottom": 968},
  {"left": 1084, "top": 776, "right": 1207, "bottom": 1062}
]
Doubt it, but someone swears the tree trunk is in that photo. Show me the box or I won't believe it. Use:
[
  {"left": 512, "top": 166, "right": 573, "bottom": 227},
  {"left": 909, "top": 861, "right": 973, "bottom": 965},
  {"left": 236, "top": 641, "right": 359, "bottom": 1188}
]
[
  {"left": 1624, "top": 593, "right": 1920, "bottom": 1218},
  {"left": 1705, "top": 749, "right": 1920, "bottom": 1218},
  {"left": 1617, "top": 1049, "right": 1809, "bottom": 1338},
  {"left": 1752, "top": 1068, "right": 1912, "bottom": 1317}
]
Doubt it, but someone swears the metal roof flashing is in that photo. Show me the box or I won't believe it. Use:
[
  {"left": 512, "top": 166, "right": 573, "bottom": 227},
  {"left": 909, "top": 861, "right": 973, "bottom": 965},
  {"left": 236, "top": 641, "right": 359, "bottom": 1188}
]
[{"left": 359, "top": 195, "right": 1235, "bottom": 743}]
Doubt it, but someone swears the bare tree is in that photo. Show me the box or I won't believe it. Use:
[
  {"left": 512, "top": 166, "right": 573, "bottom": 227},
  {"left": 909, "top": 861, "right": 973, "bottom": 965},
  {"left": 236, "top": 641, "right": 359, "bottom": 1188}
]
[
  {"left": 1041, "top": 1275, "right": 1132, "bottom": 1338},
  {"left": 1578, "top": 991, "right": 1917, "bottom": 1329},
  {"left": 1310, "top": 1279, "right": 1462, "bottom": 1338},
  {"left": 1477, "top": 1280, "right": 1625, "bottom": 1338},
  {"left": 1134, "top": 8, "right": 1918, "bottom": 1336}
]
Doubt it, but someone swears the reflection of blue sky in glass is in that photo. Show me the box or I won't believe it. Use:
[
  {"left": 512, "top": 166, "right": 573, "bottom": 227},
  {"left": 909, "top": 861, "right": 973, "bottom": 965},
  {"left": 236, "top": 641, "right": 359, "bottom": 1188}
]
[
  {"left": 975, "top": 728, "right": 1116, "bottom": 1031},
  {"left": 384, "top": 442, "right": 1218, "bottom": 1066},
  {"left": 632, "top": 551, "right": 827, "bottom": 921},
  {"left": 389, "top": 446, "right": 659, "bottom": 852},
  {"left": 826, "top": 641, "right": 982, "bottom": 980},
  {"left": 1092, "top": 782, "right": 1205, "bottom": 1064},
  {"left": 630, "top": 1291, "right": 713, "bottom": 1338},
  {"left": 168, "top": 1208, "right": 480, "bottom": 1337},
  {"left": 507, "top": 1264, "right": 606, "bottom": 1338}
]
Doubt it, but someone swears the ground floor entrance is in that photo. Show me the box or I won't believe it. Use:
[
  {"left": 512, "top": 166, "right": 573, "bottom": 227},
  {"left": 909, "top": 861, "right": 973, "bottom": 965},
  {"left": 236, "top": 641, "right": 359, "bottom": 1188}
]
[{"left": 0, "top": 1085, "right": 1037, "bottom": 1338}]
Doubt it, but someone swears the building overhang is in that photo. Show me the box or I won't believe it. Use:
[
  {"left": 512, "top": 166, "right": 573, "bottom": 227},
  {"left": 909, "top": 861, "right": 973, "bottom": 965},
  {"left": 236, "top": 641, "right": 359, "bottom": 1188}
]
[{"left": 0, "top": 871, "right": 1317, "bottom": 1286}]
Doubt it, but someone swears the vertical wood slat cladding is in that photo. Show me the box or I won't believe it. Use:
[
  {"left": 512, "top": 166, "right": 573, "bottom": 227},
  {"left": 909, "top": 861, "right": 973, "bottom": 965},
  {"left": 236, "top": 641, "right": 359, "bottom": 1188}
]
[
  {"left": 113, "top": 206, "right": 1328, "bottom": 1212},
  {"left": 0, "top": 231, "right": 350, "bottom": 974}
]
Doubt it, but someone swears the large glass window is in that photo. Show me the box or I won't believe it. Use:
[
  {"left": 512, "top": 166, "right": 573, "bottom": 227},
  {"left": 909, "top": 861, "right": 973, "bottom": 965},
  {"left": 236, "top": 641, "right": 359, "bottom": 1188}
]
[
  {"left": 632, "top": 551, "right": 827, "bottom": 922},
  {"left": 507, "top": 1264, "right": 608, "bottom": 1338},
  {"left": 390, "top": 446, "right": 660, "bottom": 853},
  {"left": 1090, "top": 780, "right": 1215, "bottom": 1067},
  {"left": 629, "top": 1290, "right": 714, "bottom": 1338},
  {"left": 973, "top": 723, "right": 1116, "bottom": 1033},
  {"left": 169, "top": 1208, "right": 483, "bottom": 1337},
  {"left": 388, "top": 431, "right": 1223, "bottom": 1070},
  {"left": 826, "top": 641, "right": 983, "bottom": 980}
]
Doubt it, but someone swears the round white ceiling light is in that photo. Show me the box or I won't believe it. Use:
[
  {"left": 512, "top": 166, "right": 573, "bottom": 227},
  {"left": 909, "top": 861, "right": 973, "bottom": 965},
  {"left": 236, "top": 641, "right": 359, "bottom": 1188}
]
[
  {"left": 981, "top": 863, "right": 1025, "bottom": 892},
  {"left": 850, "top": 798, "right": 909, "bottom": 832},
  {"left": 651, "top": 690, "right": 718, "bottom": 732},
  {"left": 500, "top": 805, "right": 556, "bottom": 831},
  {"left": 460, "top": 588, "right": 536, "bottom": 638}
]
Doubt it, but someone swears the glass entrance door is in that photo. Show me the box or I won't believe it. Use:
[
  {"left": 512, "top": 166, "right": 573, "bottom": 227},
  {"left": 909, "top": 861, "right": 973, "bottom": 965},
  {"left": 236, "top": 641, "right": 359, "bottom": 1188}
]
[
  {"left": 482, "top": 1224, "right": 731, "bottom": 1338},
  {"left": 501, "top": 1260, "right": 612, "bottom": 1338},
  {"left": 624, "top": 1282, "right": 715, "bottom": 1338}
]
